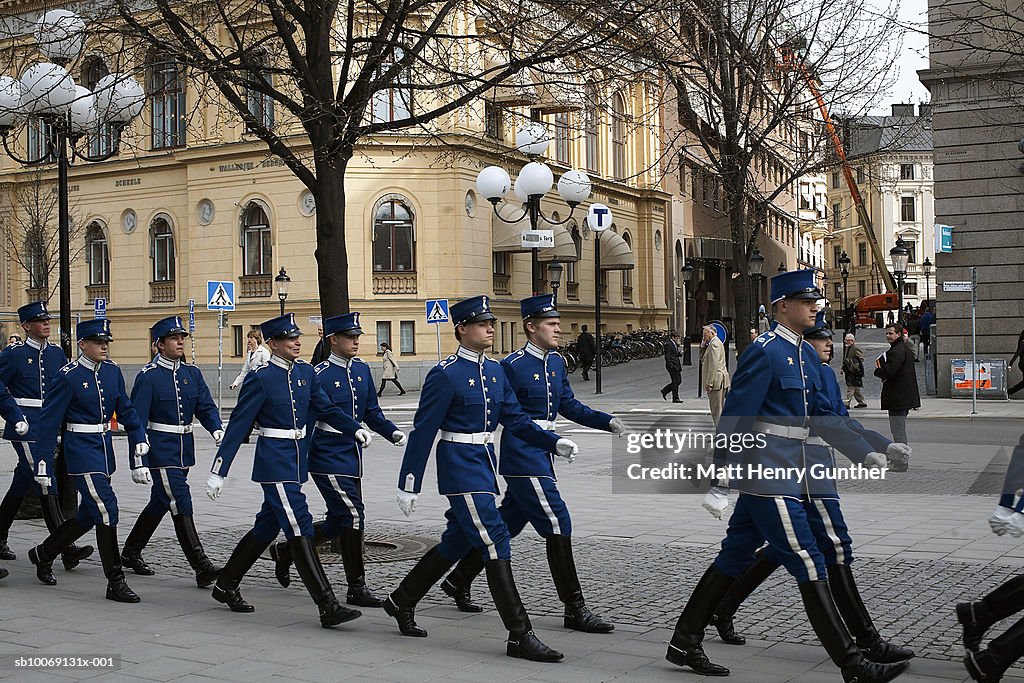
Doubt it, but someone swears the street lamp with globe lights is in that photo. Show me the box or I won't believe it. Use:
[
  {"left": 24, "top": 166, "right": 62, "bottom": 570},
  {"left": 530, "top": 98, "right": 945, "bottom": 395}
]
[
  {"left": 275, "top": 267, "right": 291, "bottom": 316},
  {"left": 748, "top": 248, "right": 765, "bottom": 328},
  {"left": 889, "top": 237, "right": 910, "bottom": 327},
  {"left": 838, "top": 250, "right": 851, "bottom": 332},
  {"left": 547, "top": 260, "right": 563, "bottom": 307},
  {"left": 0, "top": 9, "right": 144, "bottom": 359},
  {"left": 922, "top": 256, "right": 932, "bottom": 307},
  {"left": 475, "top": 121, "right": 592, "bottom": 296}
]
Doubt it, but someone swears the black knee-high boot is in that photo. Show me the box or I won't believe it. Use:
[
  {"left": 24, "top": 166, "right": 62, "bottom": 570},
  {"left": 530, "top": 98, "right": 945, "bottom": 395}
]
[
  {"left": 828, "top": 564, "right": 914, "bottom": 663},
  {"left": 966, "top": 615, "right": 1024, "bottom": 682},
  {"left": 712, "top": 551, "right": 780, "bottom": 645},
  {"left": 40, "top": 495, "right": 94, "bottom": 570},
  {"left": 545, "top": 535, "right": 614, "bottom": 632},
  {"left": 172, "top": 514, "right": 221, "bottom": 588},
  {"left": 486, "top": 559, "right": 563, "bottom": 662},
  {"left": 441, "top": 548, "right": 485, "bottom": 612},
  {"left": 339, "top": 528, "right": 384, "bottom": 607},
  {"left": 383, "top": 545, "right": 455, "bottom": 637},
  {"left": 958, "top": 573, "right": 1024, "bottom": 652},
  {"left": 0, "top": 491, "right": 23, "bottom": 559},
  {"left": 289, "top": 536, "right": 362, "bottom": 627},
  {"left": 212, "top": 530, "right": 268, "bottom": 612},
  {"left": 666, "top": 564, "right": 733, "bottom": 676},
  {"left": 121, "top": 511, "right": 163, "bottom": 575},
  {"left": 28, "top": 517, "right": 90, "bottom": 585},
  {"left": 96, "top": 524, "right": 140, "bottom": 603}
]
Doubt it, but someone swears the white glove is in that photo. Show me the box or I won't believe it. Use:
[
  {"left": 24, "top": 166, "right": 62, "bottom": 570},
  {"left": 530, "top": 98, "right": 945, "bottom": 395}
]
[
  {"left": 1008, "top": 512, "right": 1024, "bottom": 539},
  {"left": 396, "top": 489, "right": 418, "bottom": 517},
  {"left": 14, "top": 420, "right": 29, "bottom": 436},
  {"left": 555, "top": 438, "right": 578, "bottom": 463},
  {"left": 886, "top": 442, "right": 912, "bottom": 460},
  {"left": 212, "top": 429, "right": 225, "bottom": 447},
  {"left": 989, "top": 506, "right": 1016, "bottom": 536},
  {"left": 229, "top": 382, "right": 239, "bottom": 390},
  {"left": 206, "top": 473, "right": 225, "bottom": 500},
  {"left": 702, "top": 486, "right": 730, "bottom": 519},
  {"left": 355, "top": 429, "right": 372, "bottom": 447},
  {"left": 863, "top": 452, "right": 887, "bottom": 469},
  {"left": 135, "top": 442, "right": 150, "bottom": 456},
  {"left": 608, "top": 418, "right": 627, "bottom": 437},
  {"left": 132, "top": 467, "right": 152, "bottom": 485},
  {"left": 392, "top": 430, "right": 407, "bottom": 447}
]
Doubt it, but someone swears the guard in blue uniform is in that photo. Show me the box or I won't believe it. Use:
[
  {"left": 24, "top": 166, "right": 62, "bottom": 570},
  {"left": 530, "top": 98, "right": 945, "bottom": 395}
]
[
  {"left": 205, "top": 313, "right": 371, "bottom": 628},
  {"left": 440, "top": 294, "right": 626, "bottom": 632},
  {"left": 119, "top": 316, "right": 225, "bottom": 588},
  {"left": 27, "top": 318, "right": 150, "bottom": 603},
  {"left": 709, "top": 310, "right": 914, "bottom": 664},
  {"left": 0, "top": 301, "right": 94, "bottom": 573},
  {"left": 383, "top": 295, "right": 578, "bottom": 663},
  {"left": 269, "top": 312, "right": 405, "bottom": 607},
  {"left": 666, "top": 271, "right": 908, "bottom": 683}
]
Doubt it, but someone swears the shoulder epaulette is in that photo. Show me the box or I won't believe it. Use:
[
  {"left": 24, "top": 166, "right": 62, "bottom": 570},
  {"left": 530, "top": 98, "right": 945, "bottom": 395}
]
[
  {"left": 504, "top": 350, "right": 526, "bottom": 365},
  {"left": 139, "top": 363, "right": 157, "bottom": 374},
  {"left": 103, "top": 359, "right": 120, "bottom": 367},
  {"left": 294, "top": 358, "right": 309, "bottom": 366},
  {"left": 314, "top": 362, "right": 329, "bottom": 374},
  {"left": 755, "top": 332, "right": 776, "bottom": 346},
  {"left": 352, "top": 357, "right": 366, "bottom": 364},
  {"left": 438, "top": 354, "right": 458, "bottom": 369},
  {"left": 60, "top": 361, "right": 78, "bottom": 374}
]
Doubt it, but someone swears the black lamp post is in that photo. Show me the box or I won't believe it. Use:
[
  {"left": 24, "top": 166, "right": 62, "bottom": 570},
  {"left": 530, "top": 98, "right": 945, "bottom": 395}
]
[
  {"left": 889, "top": 238, "right": 910, "bottom": 327},
  {"left": 548, "top": 260, "right": 563, "bottom": 308},
  {"left": 922, "top": 256, "right": 932, "bottom": 306},
  {"left": 748, "top": 248, "right": 764, "bottom": 328},
  {"left": 275, "top": 266, "right": 290, "bottom": 316},
  {"left": 838, "top": 250, "right": 851, "bottom": 332}
]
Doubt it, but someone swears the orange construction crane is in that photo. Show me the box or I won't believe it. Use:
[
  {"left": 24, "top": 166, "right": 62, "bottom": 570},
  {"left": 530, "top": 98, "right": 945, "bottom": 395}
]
[{"left": 780, "top": 43, "right": 897, "bottom": 293}]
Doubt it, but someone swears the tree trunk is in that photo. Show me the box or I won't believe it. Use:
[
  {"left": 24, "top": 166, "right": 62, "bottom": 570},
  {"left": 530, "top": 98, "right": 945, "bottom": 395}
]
[
  {"left": 312, "top": 157, "right": 352, "bottom": 317},
  {"left": 728, "top": 185, "right": 753, "bottom": 357}
]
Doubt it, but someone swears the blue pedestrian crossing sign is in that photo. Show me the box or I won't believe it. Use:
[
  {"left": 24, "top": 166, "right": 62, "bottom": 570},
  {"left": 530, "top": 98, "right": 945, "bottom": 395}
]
[
  {"left": 93, "top": 297, "right": 106, "bottom": 319},
  {"left": 207, "top": 281, "right": 235, "bottom": 311},
  {"left": 425, "top": 299, "right": 450, "bottom": 324}
]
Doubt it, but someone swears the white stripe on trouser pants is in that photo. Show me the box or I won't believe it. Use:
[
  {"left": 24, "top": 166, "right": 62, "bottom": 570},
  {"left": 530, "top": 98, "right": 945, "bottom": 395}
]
[
  {"left": 529, "top": 478, "right": 561, "bottom": 536},
  {"left": 275, "top": 483, "right": 301, "bottom": 536},
  {"left": 814, "top": 500, "right": 846, "bottom": 565},
  {"left": 462, "top": 494, "right": 498, "bottom": 560},
  {"left": 159, "top": 469, "right": 178, "bottom": 515},
  {"left": 83, "top": 475, "right": 110, "bottom": 526},
  {"left": 774, "top": 497, "right": 818, "bottom": 581},
  {"left": 330, "top": 475, "right": 360, "bottom": 531}
]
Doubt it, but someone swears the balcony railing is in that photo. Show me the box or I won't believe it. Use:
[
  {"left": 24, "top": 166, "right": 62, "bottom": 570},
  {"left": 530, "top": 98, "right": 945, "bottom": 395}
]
[
  {"left": 492, "top": 273, "right": 511, "bottom": 296},
  {"left": 85, "top": 283, "right": 109, "bottom": 303},
  {"left": 566, "top": 282, "right": 579, "bottom": 300},
  {"left": 372, "top": 273, "right": 418, "bottom": 295},
  {"left": 25, "top": 287, "right": 47, "bottom": 301},
  {"left": 149, "top": 280, "right": 175, "bottom": 303},
  {"left": 239, "top": 274, "right": 272, "bottom": 298}
]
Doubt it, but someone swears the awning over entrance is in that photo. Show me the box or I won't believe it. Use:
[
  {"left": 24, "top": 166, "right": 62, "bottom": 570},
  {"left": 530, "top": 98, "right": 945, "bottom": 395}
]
[
  {"left": 491, "top": 203, "right": 532, "bottom": 253},
  {"left": 598, "top": 231, "right": 635, "bottom": 271},
  {"left": 537, "top": 221, "right": 579, "bottom": 263}
]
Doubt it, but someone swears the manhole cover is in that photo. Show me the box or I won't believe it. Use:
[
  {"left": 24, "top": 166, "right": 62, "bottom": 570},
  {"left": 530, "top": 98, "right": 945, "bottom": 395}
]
[{"left": 315, "top": 532, "right": 436, "bottom": 563}]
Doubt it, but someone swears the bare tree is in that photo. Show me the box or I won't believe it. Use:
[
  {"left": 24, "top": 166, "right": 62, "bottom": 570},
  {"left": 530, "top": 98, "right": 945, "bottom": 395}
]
[
  {"left": 640, "top": 0, "right": 903, "bottom": 351},
  {"left": 0, "top": 170, "right": 84, "bottom": 301},
  {"left": 68, "top": 0, "right": 666, "bottom": 315}
]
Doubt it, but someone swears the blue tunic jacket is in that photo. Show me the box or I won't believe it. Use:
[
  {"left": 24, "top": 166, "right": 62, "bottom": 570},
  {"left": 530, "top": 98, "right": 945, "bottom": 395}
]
[{"left": 0, "top": 337, "right": 58, "bottom": 442}]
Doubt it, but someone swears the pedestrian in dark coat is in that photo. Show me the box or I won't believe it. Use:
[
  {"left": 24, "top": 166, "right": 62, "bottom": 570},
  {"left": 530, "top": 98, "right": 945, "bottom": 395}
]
[
  {"left": 661, "top": 332, "right": 683, "bottom": 402},
  {"left": 577, "top": 326, "right": 596, "bottom": 381},
  {"left": 873, "top": 323, "right": 920, "bottom": 469}
]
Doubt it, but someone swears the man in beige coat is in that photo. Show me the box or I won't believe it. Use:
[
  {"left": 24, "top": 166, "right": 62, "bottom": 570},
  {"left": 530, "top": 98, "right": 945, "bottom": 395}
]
[{"left": 700, "top": 326, "right": 731, "bottom": 426}]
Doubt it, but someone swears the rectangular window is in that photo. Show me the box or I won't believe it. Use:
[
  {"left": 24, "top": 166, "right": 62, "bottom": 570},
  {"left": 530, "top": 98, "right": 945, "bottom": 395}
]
[
  {"left": 856, "top": 167, "right": 865, "bottom": 184},
  {"left": 400, "top": 321, "right": 415, "bottom": 354},
  {"left": 903, "top": 282, "right": 918, "bottom": 296},
  {"left": 244, "top": 225, "right": 272, "bottom": 275},
  {"left": 27, "top": 118, "right": 55, "bottom": 160},
  {"left": 554, "top": 112, "right": 570, "bottom": 165},
  {"left": 857, "top": 242, "right": 867, "bottom": 267},
  {"left": 484, "top": 102, "right": 504, "bottom": 140},
  {"left": 904, "top": 240, "right": 917, "bottom": 263},
  {"left": 858, "top": 280, "right": 866, "bottom": 298},
  {"left": 371, "top": 49, "right": 412, "bottom": 124},
  {"left": 246, "top": 75, "right": 274, "bottom": 131},
  {"left": 900, "top": 196, "right": 916, "bottom": 222},
  {"left": 832, "top": 203, "right": 841, "bottom": 231},
  {"left": 585, "top": 109, "right": 599, "bottom": 173},
  {"left": 150, "top": 59, "right": 186, "bottom": 149},
  {"left": 900, "top": 163, "right": 915, "bottom": 180},
  {"left": 831, "top": 172, "right": 841, "bottom": 189},
  {"left": 834, "top": 283, "right": 842, "bottom": 299},
  {"left": 492, "top": 252, "right": 510, "bottom": 276},
  {"left": 833, "top": 245, "right": 842, "bottom": 265},
  {"left": 232, "top": 325, "right": 243, "bottom": 357},
  {"left": 153, "top": 233, "right": 175, "bottom": 282},
  {"left": 376, "top": 321, "right": 391, "bottom": 352},
  {"left": 88, "top": 240, "right": 109, "bottom": 285}
]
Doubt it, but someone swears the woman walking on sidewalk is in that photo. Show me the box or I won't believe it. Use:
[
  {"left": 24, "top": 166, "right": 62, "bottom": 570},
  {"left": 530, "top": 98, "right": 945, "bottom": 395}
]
[
  {"left": 230, "top": 330, "right": 270, "bottom": 390},
  {"left": 378, "top": 342, "right": 405, "bottom": 396}
]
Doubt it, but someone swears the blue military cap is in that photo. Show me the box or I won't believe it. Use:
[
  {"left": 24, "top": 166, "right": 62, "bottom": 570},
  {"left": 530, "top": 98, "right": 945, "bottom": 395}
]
[
  {"left": 770, "top": 269, "right": 822, "bottom": 304},
  {"left": 260, "top": 313, "right": 302, "bottom": 340},
  {"left": 451, "top": 295, "right": 497, "bottom": 327},
  {"left": 78, "top": 318, "right": 113, "bottom": 342},
  {"left": 324, "top": 312, "right": 363, "bottom": 337},
  {"left": 18, "top": 301, "right": 52, "bottom": 323},
  {"left": 803, "top": 309, "right": 832, "bottom": 339},
  {"left": 520, "top": 294, "right": 559, "bottom": 320},
  {"left": 152, "top": 315, "right": 188, "bottom": 342}
]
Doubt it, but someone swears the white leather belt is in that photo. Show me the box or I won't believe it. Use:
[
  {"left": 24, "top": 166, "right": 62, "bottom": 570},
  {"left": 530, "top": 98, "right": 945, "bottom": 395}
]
[
  {"left": 315, "top": 421, "right": 345, "bottom": 435},
  {"left": 15, "top": 398, "right": 43, "bottom": 408},
  {"left": 533, "top": 419, "right": 556, "bottom": 431},
  {"left": 66, "top": 422, "right": 111, "bottom": 434},
  {"left": 752, "top": 421, "right": 809, "bottom": 441},
  {"left": 260, "top": 426, "right": 307, "bottom": 440},
  {"left": 806, "top": 436, "right": 827, "bottom": 446},
  {"left": 439, "top": 430, "right": 494, "bottom": 444},
  {"left": 149, "top": 422, "right": 194, "bottom": 434}
]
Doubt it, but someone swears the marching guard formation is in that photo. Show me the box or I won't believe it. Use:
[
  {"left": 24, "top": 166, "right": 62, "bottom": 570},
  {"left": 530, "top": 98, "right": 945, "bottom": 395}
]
[{"left": 0, "top": 273, "right": 1021, "bottom": 681}]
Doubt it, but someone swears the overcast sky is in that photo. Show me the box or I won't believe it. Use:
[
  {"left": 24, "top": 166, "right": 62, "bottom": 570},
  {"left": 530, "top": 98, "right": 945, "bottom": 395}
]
[{"left": 870, "top": 0, "right": 932, "bottom": 114}]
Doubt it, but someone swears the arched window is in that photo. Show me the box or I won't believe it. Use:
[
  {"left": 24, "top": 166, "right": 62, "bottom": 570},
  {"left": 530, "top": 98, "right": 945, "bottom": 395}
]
[
  {"left": 151, "top": 216, "right": 175, "bottom": 282},
  {"left": 149, "top": 53, "right": 186, "bottom": 149},
  {"left": 621, "top": 232, "right": 633, "bottom": 295},
  {"left": 585, "top": 86, "right": 599, "bottom": 173},
  {"left": 241, "top": 203, "right": 272, "bottom": 276},
  {"left": 611, "top": 93, "right": 627, "bottom": 180},
  {"left": 372, "top": 198, "right": 415, "bottom": 272},
  {"left": 85, "top": 223, "right": 109, "bottom": 286},
  {"left": 82, "top": 57, "right": 113, "bottom": 156},
  {"left": 554, "top": 112, "right": 570, "bottom": 164}
]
